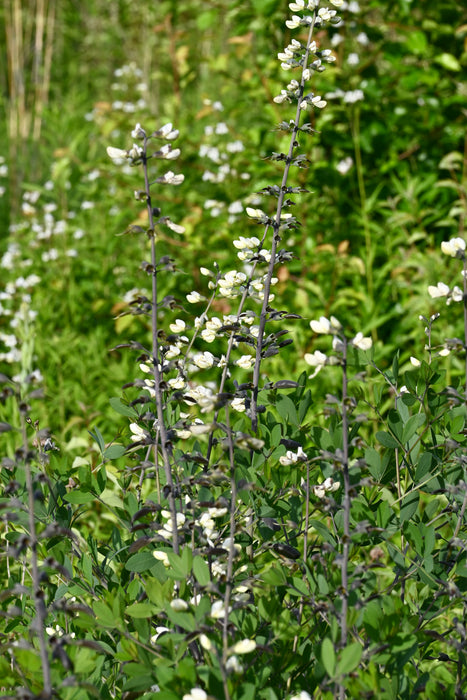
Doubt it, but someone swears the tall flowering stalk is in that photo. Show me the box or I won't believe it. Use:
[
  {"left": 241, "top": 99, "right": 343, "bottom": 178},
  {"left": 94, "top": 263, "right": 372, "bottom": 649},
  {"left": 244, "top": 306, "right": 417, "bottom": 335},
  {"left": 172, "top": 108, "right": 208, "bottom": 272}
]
[
  {"left": 428, "top": 236, "right": 467, "bottom": 403},
  {"left": 107, "top": 123, "right": 184, "bottom": 553},
  {"left": 249, "top": 0, "right": 342, "bottom": 432},
  {"left": 306, "top": 315, "right": 372, "bottom": 697}
]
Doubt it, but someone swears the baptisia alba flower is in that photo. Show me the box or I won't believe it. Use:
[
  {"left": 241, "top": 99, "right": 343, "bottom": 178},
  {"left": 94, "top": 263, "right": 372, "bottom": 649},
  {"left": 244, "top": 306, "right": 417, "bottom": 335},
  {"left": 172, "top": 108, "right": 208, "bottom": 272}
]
[
  {"left": 231, "top": 639, "right": 257, "bottom": 655},
  {"left": 428, "top": 282, "right": 450, "bottom": 298},
  {"left": 183, "top": 689, "right": 207, "bottom": 700},
  {"left": 131, "top": 123, "right": 146, "bottom": 139},
  {"left": 441, "top": 237, "right": 466, "bottom": 258},
  {"left": 310, "top": 315, "right": 341, "bottom": 334},
  {"left": 351, "top": 332, "right": 372, "bottom": 351},
  {"left": 155, "top": 122, "right": 179, "bottom": 140},
  {"left": 280, "top": 446, "right": 307, "bottom": 466},
  {"left": 106, "top": 146, "right": 128, "bottom": 160},
  {"left": 304, "top": 350, "right": 327, "bottom": 378},
  {"left": 313, "top": 477, "right": 340, "bottom": 498},
  {"left": 156, "top": 170, "right": 184, "bottom": 185}
]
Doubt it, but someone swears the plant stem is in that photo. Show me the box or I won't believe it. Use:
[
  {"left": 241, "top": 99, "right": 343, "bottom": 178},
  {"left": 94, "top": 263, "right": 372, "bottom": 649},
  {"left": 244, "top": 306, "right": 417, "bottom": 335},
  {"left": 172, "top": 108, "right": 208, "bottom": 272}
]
[
  {"left": 339, "top": 337, "right": 350, "bottom": 700},
  {"left": 143, "top": 142, "right": 179, "bottom": 554},
  {"left": 22, "top": 415, "right": 52, "bottom": 697},
  {"left": 251, "top": 16, "right": 317, "bottom": 432}
]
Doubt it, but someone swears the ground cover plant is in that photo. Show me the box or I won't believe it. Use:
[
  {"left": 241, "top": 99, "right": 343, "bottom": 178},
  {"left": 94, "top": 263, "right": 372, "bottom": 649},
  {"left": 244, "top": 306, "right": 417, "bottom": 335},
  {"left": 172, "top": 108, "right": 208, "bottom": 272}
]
[{"left": 0, "top": 0, "right": 467, "bottom": 698}]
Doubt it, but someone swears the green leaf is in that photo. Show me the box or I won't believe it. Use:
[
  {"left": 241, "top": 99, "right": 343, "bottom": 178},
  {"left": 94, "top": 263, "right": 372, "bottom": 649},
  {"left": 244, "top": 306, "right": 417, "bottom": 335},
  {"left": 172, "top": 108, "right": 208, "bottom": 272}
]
[
  {"left": 193, "top": 556, "right": 211, "bottom": 586},
  {"left": 337, "top": 642, "right": 362, "bottom": 675},
  {"left": 89, "top": 426, "right": 106, "bottom": 454},
  {"left": 321, "top": 637, "right": 336, "bottom": 678},
  {"left": 309, "top": 519, "right": 337, "bottom": 546},
  {"left": 125, "top": 603, "right": 157, "bottom": 618},
  {"left": 125, "top": 552, "right": 158, "bottom": 573},
  {"left": 401, "top": 414, "right": 425, "bottom": 444},
  {"left": 261, "top": 565, "right": 287, "bottom": 586},
  {"left": 400, "top": 491, "right": 419, "bottom": 523},
  {"left": 376, "top": 431, "right": 399, "bottom": 449},
  {"left": 275, "top": 394, "right": 298, "bottom": 427},
  {"left": 103, "top": 444, "right": 126, "bottom": 460},
  {"left": 365, "top": 447, "right": 384, "bottom": 480},
  {"left": 93, "top": 601, "right": 116, "bottom": 628},
  {"left": 387, "top": 409, "right": 403, "bottom": 441},
  {"left": 64, "top": 490, "right": 95, "bottom": 504},
  {"left": 109, "top": 396, "right": 139, "bottom": 418},
  {"left": 414, "top": 452, "right": 433, "bottom": 482},
  {"left": 99, "top": 489, "right": 124, "bottom": 509}
]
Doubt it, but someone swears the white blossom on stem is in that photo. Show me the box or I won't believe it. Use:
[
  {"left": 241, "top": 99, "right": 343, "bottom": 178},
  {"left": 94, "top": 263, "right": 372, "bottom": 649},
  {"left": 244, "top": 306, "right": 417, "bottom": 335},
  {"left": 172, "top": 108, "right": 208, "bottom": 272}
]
[{"left": 441, "top": 237, "right": 465, "bottom": 258}]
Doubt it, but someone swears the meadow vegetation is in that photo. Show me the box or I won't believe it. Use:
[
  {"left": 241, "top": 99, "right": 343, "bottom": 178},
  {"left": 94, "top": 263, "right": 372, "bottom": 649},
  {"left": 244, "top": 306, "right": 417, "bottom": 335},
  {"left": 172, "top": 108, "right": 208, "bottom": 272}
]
[{"left": 0, "top": 0, "right": 466, "bottom": 698}]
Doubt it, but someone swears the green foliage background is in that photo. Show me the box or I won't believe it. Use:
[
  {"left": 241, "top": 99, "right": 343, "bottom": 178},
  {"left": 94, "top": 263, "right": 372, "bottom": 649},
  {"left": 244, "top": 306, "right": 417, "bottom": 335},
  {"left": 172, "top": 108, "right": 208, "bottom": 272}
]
[{"left": 0, "top": 0, "right": 465, "bottom": 441}]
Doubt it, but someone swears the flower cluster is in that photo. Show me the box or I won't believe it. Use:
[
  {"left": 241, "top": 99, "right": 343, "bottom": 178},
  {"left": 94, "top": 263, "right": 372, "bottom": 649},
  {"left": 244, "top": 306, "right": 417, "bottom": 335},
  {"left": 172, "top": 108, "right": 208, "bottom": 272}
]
[
  {"left": 428, "top": 237, "right": 466, "bottom": 306},
  {"left": 305, "top": 315, "right": 372, "bottom": 377},
  {"left": 313, "top": 476, "right": 340, "bottom": 498}
]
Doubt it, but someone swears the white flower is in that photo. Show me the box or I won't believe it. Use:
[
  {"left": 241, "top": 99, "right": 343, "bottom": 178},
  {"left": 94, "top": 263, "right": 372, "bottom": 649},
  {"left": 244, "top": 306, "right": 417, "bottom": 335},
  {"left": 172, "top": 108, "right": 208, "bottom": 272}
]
[
  {"left": 193, "top": 351, "right": 215, "bottom": 369},
  {"left": 131, "top": 123, "right": 146, "bottom": 139},
  {"left": 128, "top": 143, "right": 143, "bottom": 159},
  {"left": 106, "top": 146, "right": 128, "bottom": 160},
  {"left": 170, "top": 598, "right": 188, "bottom": 612},
  {"left": 185, "top": 385, "right": 216, "bottom": 413},
  {"left": 129, "top": 423, "right": 148, "bottom": 442},
  {"left": 441, "top": 237, "right": 465, "bottom": 257},
  {"left": 304, "top": 350, "right": 327, "bottom": 378},
  {"left": 410, "top": 356, "right": 421, "bottom": 367},
  {"left": 151, "top": 626, "right": 170, "bottom": 643},
  {"left": 246, "top": 207, "right": 267, "bottom": 219},
  {"left": 318, "top": 7, "right": 336, "bottom": 20},
  {"left": 231, "top": 639, "right": 257, "bottom": 654},
  {"left": 165, "top": 345, "right": 181, "bottom": 359},
  {"left": 153, "top": 550, "right": 170, "bottom": 567},
  {"left": 289, "top": 0, "right": 304, "bottom": 10},
  {"left": 452, "top": 286, "right": 463, "bottom": 302},
  {"left": 280, "top": 446, "right": 307, "bottom": 466},
  {"left": 310, "top": 316, "right": 340, "bottom": 334},
  {"left": 231, "top": 398, "right": 246, "bottom": 412},
  {"left": 183, "top": 688, "right": 207, "bottom": 700},
  {"left": 351, "top": 332, "right": 372, "bottom": 351},
  {"left": 236, "top": 355, "right": 254, "bottom": 369},
  {"left": 187, "top": 291, "right": 204, "bottom": 303},
  {"left": 157, "top": 122, "right": 179, "bottom": 140},
  {"left": 285, "top": 15, "right": 301, "bottom": 29},
  {"left": 336, "top": 157, "right": 353, "bottom": 175},
  {"left": 226, "top": 655, "right": 242, "bottom": 673},
  {"left": 211, "top": 601, "right": 228, "bottom": 619},
  {"left": 311, "top": 95, "right": 327, "bottom": 108},
  {"left": 347, "top": 53, "right": 360, "bottom": 66},
  {"left": 428, "top": 282, "right": 450, "bottom": 298},
  {"left": 313, "top": 477, "right": 340, "bottom": 498},
  {"left": 169, "top": 319, "right": 186, "bottom": 333},
  {"left": 274, "top": 91, "right": 289, "bottom": 104},
  {"left": 156, "top": 171, "right": 184, "bottom": 185},
  {"left": 290, "top": 692, "right": 312, "bottom": 700},
  {"left": 199, "top": 635, "right": 212, "bottom": 651}
]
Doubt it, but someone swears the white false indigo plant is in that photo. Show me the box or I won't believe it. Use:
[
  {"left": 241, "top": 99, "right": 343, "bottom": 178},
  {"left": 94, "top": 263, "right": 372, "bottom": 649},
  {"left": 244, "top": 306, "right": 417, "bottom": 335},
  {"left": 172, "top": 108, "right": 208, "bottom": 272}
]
[{"left": 104, "top": 1, "right": 347, "bottom": 696}]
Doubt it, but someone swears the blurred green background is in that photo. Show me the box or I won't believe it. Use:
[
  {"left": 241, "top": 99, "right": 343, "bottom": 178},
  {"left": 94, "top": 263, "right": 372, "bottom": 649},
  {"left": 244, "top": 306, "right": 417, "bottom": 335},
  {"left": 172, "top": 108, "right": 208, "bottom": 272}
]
[{"left": 0, "top": 0, "right": 466, "bottom": 444}]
